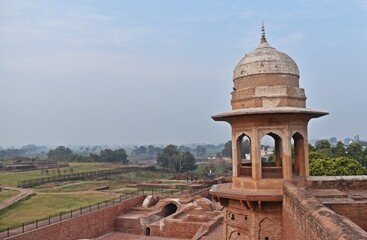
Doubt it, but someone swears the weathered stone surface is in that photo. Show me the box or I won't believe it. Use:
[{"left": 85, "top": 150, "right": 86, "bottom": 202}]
[
  {"left": 233, "top": 41, "right": 299, "bottom": 79},
  {"left": 142, "top": 195, "right": 159, "bottom": 208}
]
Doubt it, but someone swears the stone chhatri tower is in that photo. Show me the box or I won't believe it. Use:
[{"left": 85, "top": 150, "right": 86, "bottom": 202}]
[{"left": 210, "top": 24, "right": 328, "bottom": 239}]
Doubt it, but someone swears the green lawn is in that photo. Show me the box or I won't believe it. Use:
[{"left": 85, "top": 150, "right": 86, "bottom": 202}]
[
  {"left": 122, "top": 171, "right": 175, "bottom": 182},
  {"left": 37, "top": 180, "right": 116, "bottom": 193},
  {"left": 0, "top": 190, "right": 18, "bottom": 202},
  {"left": 0, "top": 163, "right": 115, "bottom": 187},
  {"left": 0, "top": 192, "right": 120, "bottom": 229},
  {"left": 0, "top": 169, "right": 178, "bottom": 230}
]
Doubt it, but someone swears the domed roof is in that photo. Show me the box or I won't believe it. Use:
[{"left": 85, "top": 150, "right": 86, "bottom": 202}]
[{"left": 233, "top": 27, "right": 299, "bottom": 80}]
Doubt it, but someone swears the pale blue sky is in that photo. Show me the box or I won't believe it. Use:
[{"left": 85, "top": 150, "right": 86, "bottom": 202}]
[{"left": 0, "top": 0, "right": 366, "bottom": 146}]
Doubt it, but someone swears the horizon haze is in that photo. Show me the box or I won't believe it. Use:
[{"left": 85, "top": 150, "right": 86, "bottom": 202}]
[{"left": 1, "top": 0, "right": 366, "bottom": 146}]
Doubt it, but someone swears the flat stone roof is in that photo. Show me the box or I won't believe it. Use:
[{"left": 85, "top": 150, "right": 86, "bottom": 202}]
[
  {"left": 210, "top": 183, "right": 283, "bottom": 201},
  {"left": 212, "top": 107, "right": 328, "bottom": 121}
]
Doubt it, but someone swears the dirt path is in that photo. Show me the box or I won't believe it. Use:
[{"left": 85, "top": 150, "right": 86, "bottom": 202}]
[
  {"left": 51, "top": 181, "right": 84, "bottom": 189},
  {"left": 0, "top": 187, "right": 34, "bottom": 211}
]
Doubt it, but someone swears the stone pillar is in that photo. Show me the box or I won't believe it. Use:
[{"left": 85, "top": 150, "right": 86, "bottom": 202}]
[
  {"left": 232, "top": 132, "right": 241, "bottom": 177},
  {"left": 252, "top": 129, "right": 261, "bottom": 180},
  {"left": 275, "top": 137, "right": 282, "bottom": 167},
  {"left": 282, "top": 131, "right": 292, "bottom": 180},
  {"left": 303, "top": 129, "right": 310, "bottom": 177},
  {"left": 294, "top": 135, "right": 300, "bottom": 175}
]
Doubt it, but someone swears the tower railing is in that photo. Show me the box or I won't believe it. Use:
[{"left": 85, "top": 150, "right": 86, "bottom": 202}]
[{"left": 238, "top": 164, "right": 282, "bottom": 178}]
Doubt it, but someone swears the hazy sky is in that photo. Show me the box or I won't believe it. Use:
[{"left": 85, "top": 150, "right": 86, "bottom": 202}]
[{"left": 1, "top": 0, "right": 366, "bottom": 146}]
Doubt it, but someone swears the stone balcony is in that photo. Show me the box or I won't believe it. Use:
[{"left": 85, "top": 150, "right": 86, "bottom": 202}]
[{"left": 238, "top": 164, "right": 283, "bottom": 179}]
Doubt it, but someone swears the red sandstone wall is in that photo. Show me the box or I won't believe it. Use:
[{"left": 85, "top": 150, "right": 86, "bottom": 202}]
[
  {"left": 149, "top": 219, "right": 202, "bottom": 239},
  {"left": 6, "top": 195, "right": 145, "bottom": 240},
  {"left": 306, "top": 176, "right": 367, "bottom": 191},
  {"left": 282, "top": 182, "right": 367, "bottom": 240},
  {"left": 326, "top": 203, "right": 367, "bottom": 231},
  {"left": 223, "top": 201, "right": 282, "bottom": 240}
]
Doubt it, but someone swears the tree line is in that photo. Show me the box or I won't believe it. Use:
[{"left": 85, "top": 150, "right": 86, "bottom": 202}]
[
  {"left": 130, "top": 144, "right": 209, "bottom": 158},
  {"left": 219, "top": 138, "right": 367, "bottom": 176},
  {"left": 47, "top": 146, "right": 128, "bottom": 164},
  {"left": 309, "top": 140, "right": 367, "bottom": 176},
  {"left": 156, "top": 145, "right": 196, "bottom": 172}
]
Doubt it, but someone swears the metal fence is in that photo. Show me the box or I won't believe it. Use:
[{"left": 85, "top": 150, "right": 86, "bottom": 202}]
[
  {"left": 0, "top": 186, "right": 210, "bottom": 239},
  {"left": 17, "top": 167, "right": 146, "bottom": 188}
]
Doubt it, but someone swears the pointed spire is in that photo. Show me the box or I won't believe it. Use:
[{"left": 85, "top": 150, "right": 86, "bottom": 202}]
[{"left": 261, "top": 20, "right": 267, "bottom": 43}]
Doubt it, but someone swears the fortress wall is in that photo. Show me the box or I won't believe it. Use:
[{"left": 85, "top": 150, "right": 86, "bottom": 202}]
[
  {"left": 325, "top": 203, "right": 367, "bottom": 231},
  {"left": 305, "top": 176, "right": 367, "bottom": 191},
  {"left": 6, "top": 195, "right": 145, "bottom": 240},
  {"left": 149, "top": 220, "right": 203, "bottom": 239},
  {"left": 282, "top": 182, "right": 367, "bottom": 240}
]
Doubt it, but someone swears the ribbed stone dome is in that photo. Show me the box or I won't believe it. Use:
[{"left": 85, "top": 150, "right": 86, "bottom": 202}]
[
  {"left": 233, "top": 38, "right": 299, "bottom": 80},
  {"left": 230, "top": 26, "right": 306, "bottom": 110}
]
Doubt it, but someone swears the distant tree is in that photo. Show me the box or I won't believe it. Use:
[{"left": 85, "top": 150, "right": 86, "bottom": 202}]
[
  {"left": 329, "top": 137, "right": 338, "bottom": 146},
  {"left": 178, "top": 145, "right": 191, "bottom": 153},
  {"left": 332, "top": 141, "right": 346, "bottom": 158},
  {"left": 221, "top": 141, "right": 232, "bottom": 157},
  {"left": 132, "top": 146, "right": 147, "bottom": 156},
  {"left": 156, "top": 145, "right": 196, "bottom": 172},
  {"left": 89, "top": 153, "right": 100, "bottom": 162},
  {"left": 346, "top": 142, "right": 364, "bottom": 165},
  {"left": 309, "top": 151, "right": 328, "bottom": 160},
  {"left": 180, "top": 151, "right": 196, "bottom": 172},
  {"left": 267, "top": 154, "right": 274, "bottom": 163},
  {"left": 157, "top": 145, "right": 179, "bottom": 170},
  {"left": 195, "top": 145, "right": 206, "bottom": 157},
  {"left": 47, "top": 146, "right": 73, "bottom": 162},
  {"left": 69, "top": 167, "right": 74, "bottom": 174},
  {"left": 308, "top": 143, "right": 316, "bottom": 152},
  {"left": 242, "top": 140, "right": 250, "bottom": 158},
  {"left": 99, "top": 149, "right": 114, "bottom": 162},
  {"left": 57, "top": 168, "right": 61, "bottom": 176},
  {"left": 315, "top": 139, "right": 332, "bottom": 157},
  {"left": 197, "top": 161, "right": 216, "bottom": 177},
  {"left": 99, "top": 148, "right": 128, "bottom": 164},
  {"left": 221, "top": 140, "right": 249, "bottom": 159},
  {"left": 114, "top": 149, "right": 128, "bottom": 164},
  {"left": 147, "top": 145, "right": 157, "bottom": 157},
  {"left": 315, "top": 139, "right": 331, "bottom": 151},
  {"left": 310, "top": 156, "right": 366, "bottom": 176}
]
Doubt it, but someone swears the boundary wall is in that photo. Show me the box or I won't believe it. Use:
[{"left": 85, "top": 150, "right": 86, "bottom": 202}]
[
  {"left": 282, "top": 182, "right": 367, "bottom": 240},
  {"left": 5, "top": 195, "right": 145, "bottom": 240}
]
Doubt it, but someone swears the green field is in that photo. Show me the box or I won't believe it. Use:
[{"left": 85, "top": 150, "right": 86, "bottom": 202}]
[
  {"left": 0, "top": 192, "right": 120, "bottom": 229},
  {"left": 0, "top": 163, "right": 116, "bottom": 187},
  {"left": 37, "top": 180, "right": 128, "bottom": 193},
  {"left": 0, "top": 167, "right": 177, "bottom": 230},
  {"left": 0, "top": 189, "right": 18, "bottom": 202}
]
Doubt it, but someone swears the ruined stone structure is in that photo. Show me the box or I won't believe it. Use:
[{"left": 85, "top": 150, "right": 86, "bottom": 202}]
[
  {"left": 210, "top": 25, "right": 367, "bottom": 240},
  {"left": 5, "top": 25, "right": 367, "bottom": 240}
]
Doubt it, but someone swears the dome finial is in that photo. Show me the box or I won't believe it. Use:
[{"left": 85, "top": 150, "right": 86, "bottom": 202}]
[{"left": 261, "top": 20, "right": 267, "bottom": 43}]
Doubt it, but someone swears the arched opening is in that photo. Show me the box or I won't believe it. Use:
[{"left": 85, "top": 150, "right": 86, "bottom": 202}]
[
  {"left": 162, "top": 203, "right": 178, "bottom": 217},
  {"left": 146, "top": 227, "right": 151, "bottom": 236},
  {"left": 260, "top": 133, "right": 283, "bottom": 178},
  {"left": 292, "top": 132, "right": 305, "bottom": 176},
  {"left": 237, "top": 134, "right": 251, "bottom": 177}
]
